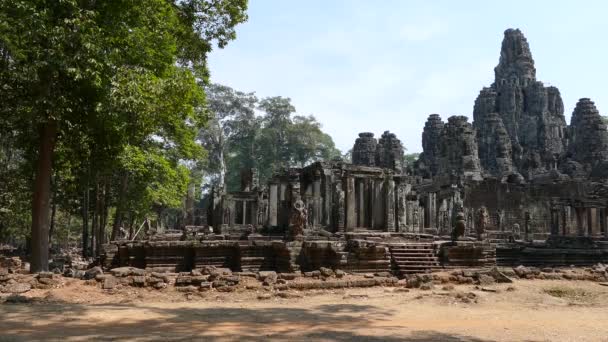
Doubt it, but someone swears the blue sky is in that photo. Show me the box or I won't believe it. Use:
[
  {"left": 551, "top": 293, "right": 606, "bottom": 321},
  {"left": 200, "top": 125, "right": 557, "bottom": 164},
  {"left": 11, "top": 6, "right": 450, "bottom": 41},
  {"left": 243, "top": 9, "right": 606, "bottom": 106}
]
[{"left": 208, "top": 0, "right": 608, "bottom": 153}]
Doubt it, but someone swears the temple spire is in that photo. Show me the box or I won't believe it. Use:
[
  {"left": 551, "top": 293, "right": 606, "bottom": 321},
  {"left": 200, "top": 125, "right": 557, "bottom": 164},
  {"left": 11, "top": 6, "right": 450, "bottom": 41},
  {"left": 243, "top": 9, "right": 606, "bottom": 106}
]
[{"left": 494, "top": 28, "right": 536, "bottom": 86}]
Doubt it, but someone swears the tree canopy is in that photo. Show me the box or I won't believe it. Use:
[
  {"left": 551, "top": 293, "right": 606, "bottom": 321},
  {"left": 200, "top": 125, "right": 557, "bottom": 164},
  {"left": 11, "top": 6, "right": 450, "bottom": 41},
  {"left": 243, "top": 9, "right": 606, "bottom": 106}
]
[
  {"left": 0, "top": 0, "right": 248, "bottom": 271},
  {"left": 201, "top": 84, "right": 341, "bottom": 191}
]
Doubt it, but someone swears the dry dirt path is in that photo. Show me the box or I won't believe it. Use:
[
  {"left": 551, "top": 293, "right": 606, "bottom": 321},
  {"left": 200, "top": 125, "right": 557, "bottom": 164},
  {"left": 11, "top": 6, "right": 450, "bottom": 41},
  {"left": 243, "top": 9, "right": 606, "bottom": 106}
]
[{"left": 1, "top": 280, "right": 608, "bottom": 341}]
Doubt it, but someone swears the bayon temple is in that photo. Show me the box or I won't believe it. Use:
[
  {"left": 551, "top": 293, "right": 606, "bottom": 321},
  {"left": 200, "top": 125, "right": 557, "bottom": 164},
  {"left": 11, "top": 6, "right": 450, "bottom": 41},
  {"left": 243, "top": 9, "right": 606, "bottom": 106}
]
[{"left": 102, "top": 29, "right": 608, "bottom": 276}]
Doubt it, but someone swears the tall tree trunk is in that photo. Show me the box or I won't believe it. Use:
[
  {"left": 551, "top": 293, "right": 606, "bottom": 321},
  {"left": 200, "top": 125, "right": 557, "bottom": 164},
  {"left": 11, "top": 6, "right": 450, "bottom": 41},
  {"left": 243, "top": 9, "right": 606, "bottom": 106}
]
[
  {"left": 48, "top": 198, "right": 57, "bottom": 245},
  {"left": 99, "top": 178, "right": 109, "bottom": 246},
  {"left": 92, "top": 178, "right": 100, "bottom": 257},
  {"left": 30, "top": 118, "right": 57, "bottom": 273},
  {"left": 111, "top": 172, "right": 128, "bottom": 241},
  {"left": 185, "top": 184, "right": 195, "bottom": 226},
  {"left": 218, "top": 131, "right": 226, "bottom": 187},
  {"left": 82, "top": 188, "right": 89, "bottom": 258}
]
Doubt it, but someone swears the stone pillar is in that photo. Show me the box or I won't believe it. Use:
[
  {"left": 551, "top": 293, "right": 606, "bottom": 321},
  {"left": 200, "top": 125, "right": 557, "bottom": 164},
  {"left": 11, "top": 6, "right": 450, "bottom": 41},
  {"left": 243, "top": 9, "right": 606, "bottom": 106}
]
[
  {"left": 550, "top": 203, "right": 559, "bottom": 236},
  {"left": 587, "top": 208, "right": 594, "bottom": 236},
  {"left": 313, "top": 176, "right": 321, "bottom": 228},
  {"left": 333, "top": 181, "right": 345, "bottom": 232},
  {"left": 561, "top": 206, "right": 568, "bottom": 236},
  {"left": 524, "top": 211, "right": 530, "bottom": 241},
  {"left": 269, "top": 183, "right": 278, "bottom": 226},
  {"left": 345, "top": 176, "right": 356, "bottom": 230},
  {"left": 576, "top": 208, "right": 584, "bottom": 236},
  {"left": 242, "top": 201, "right": 247, "bottom": 225},
  {"left": 373, "top": 179, "right": 385, "bottom": 229},
  {"left": 599, "top": 208, "right": 608, "bottom": 237},
  {"left": 322, "top": 174, "right": 332, "bottom": 227},
  {"left": 357, "top": 179, "right": 365, "bottom": 227},
  {"left": 425, "top": 193, "right": 436, "bottom": 228},
  {"left": 397, "top": 184, "right": 407, "bottom": 232},
  {"left": 385, "top": 177, "right": 396, "bottom": 232}
]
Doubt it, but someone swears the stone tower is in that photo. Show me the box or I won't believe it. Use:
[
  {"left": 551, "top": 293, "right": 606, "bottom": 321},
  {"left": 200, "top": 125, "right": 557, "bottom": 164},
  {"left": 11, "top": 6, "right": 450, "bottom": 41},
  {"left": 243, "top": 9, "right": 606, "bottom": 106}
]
[
  {"left": 438, "top": 116, "right": 482, "bottom": 181},
  {"left": 473, "top": 28, "right": 567, "bottom": 177},
  {"left": 417, "top": 114, "right": 444, "bottom": 177},
  {"left": 568, "top": 98, "right": 608, "bottom": 167},
  {"left": 376, "top": 131, "right": 404, "bottom": 173},
  {"left": 352, "top": 132, "right": 377, "bottom": 167}
]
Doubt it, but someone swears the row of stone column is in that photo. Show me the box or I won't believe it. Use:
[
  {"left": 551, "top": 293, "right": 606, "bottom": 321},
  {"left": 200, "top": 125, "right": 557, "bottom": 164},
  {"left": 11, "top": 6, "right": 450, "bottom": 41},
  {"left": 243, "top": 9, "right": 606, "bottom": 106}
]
[{"left": 551, "top": 205, "right": 608, "bottom": 237}]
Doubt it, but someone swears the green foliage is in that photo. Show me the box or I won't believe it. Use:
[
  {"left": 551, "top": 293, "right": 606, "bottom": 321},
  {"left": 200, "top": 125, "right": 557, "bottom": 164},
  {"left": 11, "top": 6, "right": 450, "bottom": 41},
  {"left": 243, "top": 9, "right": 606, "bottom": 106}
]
[
  {"left": 203, "top": 84, "right": 341, "bottom": 191},
  {"left": 404, "top": 153, "right": 420, "bottom": 166},
  {"left": 0, "top": 0, "right": 249, "bottom": 247}
]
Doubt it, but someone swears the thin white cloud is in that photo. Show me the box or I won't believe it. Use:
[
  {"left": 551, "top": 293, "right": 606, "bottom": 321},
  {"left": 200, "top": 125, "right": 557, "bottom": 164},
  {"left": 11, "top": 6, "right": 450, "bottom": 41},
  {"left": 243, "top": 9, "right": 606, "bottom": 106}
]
[{"left": 399, "top": 20, "right": 447, "bottom": 42}]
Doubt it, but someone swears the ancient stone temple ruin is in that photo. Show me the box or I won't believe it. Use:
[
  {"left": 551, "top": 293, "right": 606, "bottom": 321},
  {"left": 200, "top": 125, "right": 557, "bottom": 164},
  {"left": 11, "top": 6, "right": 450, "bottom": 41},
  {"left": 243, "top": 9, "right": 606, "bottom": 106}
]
[{"left": 102, "top": 29, "right": 608, "bottom": 276}]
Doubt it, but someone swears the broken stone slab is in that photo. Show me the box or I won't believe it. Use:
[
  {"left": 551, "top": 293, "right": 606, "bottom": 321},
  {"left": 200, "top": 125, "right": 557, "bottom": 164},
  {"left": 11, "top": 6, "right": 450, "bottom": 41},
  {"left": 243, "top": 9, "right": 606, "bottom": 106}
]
[
  {"left": 37, "top": 277, "right": 59, "bottom": 286},
  {"left": 275, "top": 291, "right": 302, "bottom": 299},
  {"left": 1, "top": 282, "right": 31, "bottom": 294},
  {"left": 319, "top": 267, "right": 334, "bottom": 278},
  {"left": 235, "top": 272, "right": 257, "bottom": 278},
  {"left": 278, "top": 272, "right": 299, "bottom": 280},
  {"left": 36, "top": 272, "right": 55, "bottom": 279},
  {"left": 257, "top": 293, "right": 272, "bottom": 300},
  {"left": 150, "top": 272, "right": 174, "bottom": 281},
  {"left": 222, "top": 275, "right": 240, "bottom": 285},
  {"left": 258, "top": 271, "right": 277, "bottom": 284},
  {"left": 199, "top": 282, "right": 212, "bottom": 291},
  {"left": 216, "top": 286, "right": 236, "bottom": 292},
  {"left": 132, "top": 276, "right": 146, "bottom": 287},
  {"left": 110, "top": 267, "right": 145, "bottom": 277},
  {"left": 176, "top": 285, "right": 198, "bottom": 293},
  {"left": 103, "top": 276, "right": 118, "bottom": 290},
  {"left": 83, "top": 266, "right": 103, "bottom": 280},
  {"left": 153, "top": 282, "right": 167, "bottom": 290},
  {"left": 374, "top": 271, "right": 392, "bottom": 278},
  {"left": 477, "top": 274, "right": 495, "bottom": 286},
  {"left": 303, "top": 270, "right": 321, "bottom": 278},
  {"left": 487, "top": 267, "right": 513, "bottom": 283}
]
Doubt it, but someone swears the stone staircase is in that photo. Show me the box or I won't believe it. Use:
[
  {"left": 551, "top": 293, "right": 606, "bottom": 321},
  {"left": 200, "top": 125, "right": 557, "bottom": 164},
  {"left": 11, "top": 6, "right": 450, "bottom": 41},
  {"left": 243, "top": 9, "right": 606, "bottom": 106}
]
[
  {"left": 389, "top": 243, "right": 441, "bottom": 276},
  {"left": 238, "top": 243, "right": 275, "bottom": 272}
]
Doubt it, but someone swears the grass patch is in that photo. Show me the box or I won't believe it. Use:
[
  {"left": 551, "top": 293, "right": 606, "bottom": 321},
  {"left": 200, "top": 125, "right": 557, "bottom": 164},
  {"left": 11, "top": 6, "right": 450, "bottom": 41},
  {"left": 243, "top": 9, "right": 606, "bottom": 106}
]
[{"left": 543, "top": 286, "right": 596, "bottom": 302}]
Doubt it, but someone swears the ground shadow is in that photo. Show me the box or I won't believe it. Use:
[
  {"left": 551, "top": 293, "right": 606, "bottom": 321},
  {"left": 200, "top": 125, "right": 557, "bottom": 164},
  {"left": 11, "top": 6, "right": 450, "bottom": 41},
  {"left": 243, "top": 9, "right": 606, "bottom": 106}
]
[{"left": 0, "top": 301, "right": 496, "bottom": 341}]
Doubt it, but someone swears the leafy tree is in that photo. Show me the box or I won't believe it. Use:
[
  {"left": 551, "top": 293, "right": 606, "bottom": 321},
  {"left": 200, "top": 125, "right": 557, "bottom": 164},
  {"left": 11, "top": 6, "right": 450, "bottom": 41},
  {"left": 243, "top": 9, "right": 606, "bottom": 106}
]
[
  {"left": 0, "top": 0, "right": 248, "bottom": 271},
  {"left": 288, "top": 115, "right": 340, "bottom": 167},
  {"left": 203, "top": 88, "right": 342, "bottom": 190},
  {"left": 199, "top": 83, "right": 258, "bottom": 188}
]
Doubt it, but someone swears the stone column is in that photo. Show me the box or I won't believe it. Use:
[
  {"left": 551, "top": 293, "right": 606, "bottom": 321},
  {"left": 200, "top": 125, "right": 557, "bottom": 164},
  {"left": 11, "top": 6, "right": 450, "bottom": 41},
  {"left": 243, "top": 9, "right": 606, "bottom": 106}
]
[
  {"left": 334, "top": 181, "right": 345, "bottom": 232},
  {"left": 322, "top": 174, "right": 332, "bottom": 227},
  {"left": 357, "top": 179, "right": 365, "bottom": 228},
  {"left": 524, "top": 211, "right": 531, "bottom": 241},
  {"left": 587, "top": 208, "right": 594, "bottom": 236},
  {"left": 373, "top": 179, "right": 385, "bottom": 229},
  {"left": 576, "top": 207, "right": 584, "bottom": 236},
  {"left": 550, "top": 203, "right": 559, "bottom": 236},
  {"left": 561, "top": 206, "right": 568, "bottom": 236},
  {"left": 385, "top": 177, "right": 396, "bottom": 232},
  {"left": 269, "top": 183, "right": 278, "bottom": 226},
  {"left": 598, "top": 208, "right": 608, "bottom": 237},
  {"left": 426, "top": 193, "right": 436, "bottom": 228},
  {"left": 397, "top": 184, "right": 407, "bottom": 232},
  {"left": 242, "top": 200, "right": 247, "bottom": 225},
  {"left": 345, "top": 176, "right": 356, "bottom": 230},
  {"left": 313, "top": 175, "right": 321, "bottom": 228}
]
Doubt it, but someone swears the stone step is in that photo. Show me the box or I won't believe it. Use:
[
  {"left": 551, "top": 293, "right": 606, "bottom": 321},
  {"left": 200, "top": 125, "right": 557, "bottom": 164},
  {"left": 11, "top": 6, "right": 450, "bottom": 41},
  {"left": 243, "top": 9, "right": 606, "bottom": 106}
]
[
  {"left": 393, "top": 259, "right": 440, "bottom": 264},
  {"left": 391, "top": 251, "right": 435, "bottom": 256},
  {"left": 392, "top": 257, "right": 438, "bottom": 262}
]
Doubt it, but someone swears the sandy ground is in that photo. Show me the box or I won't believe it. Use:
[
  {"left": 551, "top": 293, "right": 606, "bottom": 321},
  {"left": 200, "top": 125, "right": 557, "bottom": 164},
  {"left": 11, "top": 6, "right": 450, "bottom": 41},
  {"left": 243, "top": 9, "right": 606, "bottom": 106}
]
[{"left": 1, "top": 279, "right": 608, "bottom": 342}]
